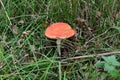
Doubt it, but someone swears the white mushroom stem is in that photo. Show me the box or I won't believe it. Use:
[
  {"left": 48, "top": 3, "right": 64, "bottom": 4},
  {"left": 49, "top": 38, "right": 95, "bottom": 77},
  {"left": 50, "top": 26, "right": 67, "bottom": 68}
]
[{"left": 56, "top": 39, "right": 61, "bottom": 56}]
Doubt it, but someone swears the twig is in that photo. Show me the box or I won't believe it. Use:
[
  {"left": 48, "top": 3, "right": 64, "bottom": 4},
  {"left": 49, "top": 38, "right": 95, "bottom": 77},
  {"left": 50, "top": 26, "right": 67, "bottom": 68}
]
[
  {"left": 62, "top": 51, "right": 120, "bottom": 61},
  {"left": 0, "top": 0, "right": 12, "bottom": 30}
]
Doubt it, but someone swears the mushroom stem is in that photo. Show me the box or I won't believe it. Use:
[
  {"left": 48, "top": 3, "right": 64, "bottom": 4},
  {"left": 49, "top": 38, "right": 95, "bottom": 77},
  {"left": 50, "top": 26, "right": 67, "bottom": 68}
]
[{"left": 56, "top": 39, "right": 61, "bottom": 56}]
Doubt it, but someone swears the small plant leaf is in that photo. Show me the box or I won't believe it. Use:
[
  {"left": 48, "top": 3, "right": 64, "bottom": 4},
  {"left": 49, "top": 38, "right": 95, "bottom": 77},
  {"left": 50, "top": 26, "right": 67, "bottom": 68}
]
[
  {"left": 110, "top": 60, "right": 120, "bottom": 66},
  {"left": 104, "top": 63, "right": 116, "bottom": 72},
  {"left": 102, "top": 56, "right": 120, "bottom": 66},
  {"left": 109, "top": 70, "right": 120, "bottom": 78},
  {"left": 114, "top": 22, "right": 120, "bottom": 32},
  {"left": 102, "top": 55, "right": 115, "bottom": 62},
  {"left": 114, "top": 27, "right": 120, "bottom": 32},
  {"left": 95, "top": 61, "right": 105, "bottom": 67}
]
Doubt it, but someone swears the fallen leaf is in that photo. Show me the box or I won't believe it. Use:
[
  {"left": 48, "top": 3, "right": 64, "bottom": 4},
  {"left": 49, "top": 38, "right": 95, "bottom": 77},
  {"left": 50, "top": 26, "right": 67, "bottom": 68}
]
[
  {"left": 42, "top": 21, "right": 49, "bottom": 28},
  {"left": 112, "top": 12, "right": 119, "bottom": 19},
  {"left": 96, "top": 11, "right": 101, "bottom": 18},
  {"left": 76, "top": 18, "right": 87, "bottom": 26},
  {"left": 21, "top": 30, "right": 31, "bottom": 39},
  {"left": 0, "top": 61, "right": 4, "bottom": 68},
  {"left": 18, "top": 20, "right": 24, "bottom": 24},
  {"left": 11, "top": 25, "right": 19, "bottom": 34}
]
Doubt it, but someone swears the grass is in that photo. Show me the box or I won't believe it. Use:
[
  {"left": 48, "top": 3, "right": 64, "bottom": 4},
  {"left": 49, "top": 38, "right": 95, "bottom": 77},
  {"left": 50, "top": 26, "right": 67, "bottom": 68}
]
[{"left": 0, "top": 0, "right": 120, "bottom": 79}]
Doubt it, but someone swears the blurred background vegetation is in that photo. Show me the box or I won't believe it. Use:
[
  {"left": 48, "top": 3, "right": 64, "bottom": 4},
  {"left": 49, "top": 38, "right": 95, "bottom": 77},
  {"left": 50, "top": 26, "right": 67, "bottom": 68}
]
[{"left": 0, "top": 0, "right": 120, "bottom": 79}]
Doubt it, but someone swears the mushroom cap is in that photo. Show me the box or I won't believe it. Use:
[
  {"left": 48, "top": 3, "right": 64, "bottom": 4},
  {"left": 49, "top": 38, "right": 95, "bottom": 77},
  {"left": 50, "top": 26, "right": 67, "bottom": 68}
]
[{"left": 45, "top": 22, "right": 75, "bottom": 39}]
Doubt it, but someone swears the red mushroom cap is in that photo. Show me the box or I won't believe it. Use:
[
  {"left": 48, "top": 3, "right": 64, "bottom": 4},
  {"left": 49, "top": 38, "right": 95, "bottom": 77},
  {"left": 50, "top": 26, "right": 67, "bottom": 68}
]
[{"left": 45, "top": 22, "right": 75, "bottom": 39}]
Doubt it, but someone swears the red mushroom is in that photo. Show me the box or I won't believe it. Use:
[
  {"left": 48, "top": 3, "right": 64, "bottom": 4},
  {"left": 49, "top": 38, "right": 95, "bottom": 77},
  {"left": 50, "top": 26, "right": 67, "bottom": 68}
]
[{"left": 45, "top": 22, "right": 75, "bottom": 56}]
